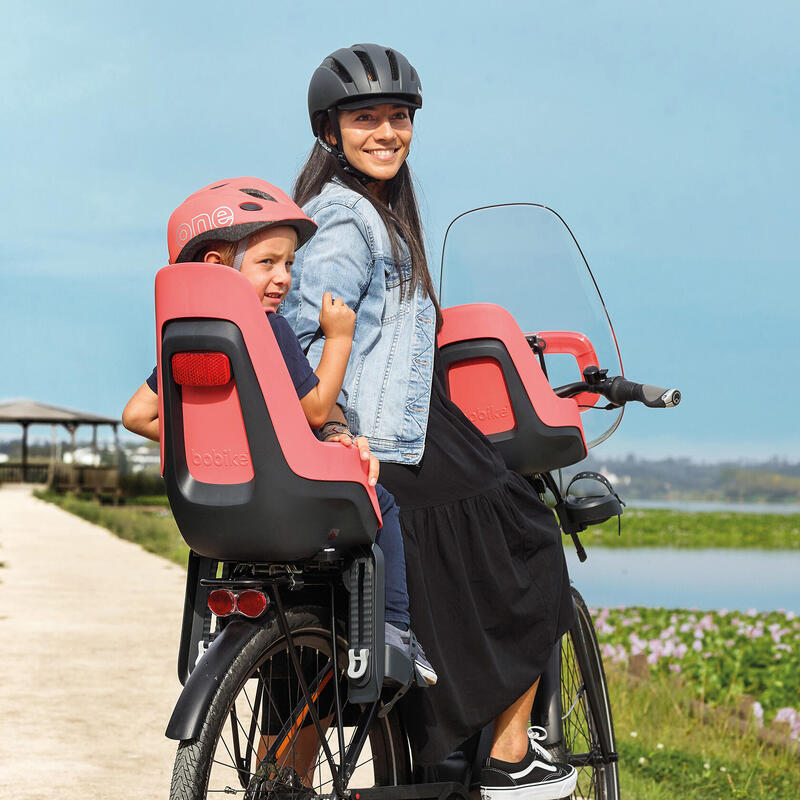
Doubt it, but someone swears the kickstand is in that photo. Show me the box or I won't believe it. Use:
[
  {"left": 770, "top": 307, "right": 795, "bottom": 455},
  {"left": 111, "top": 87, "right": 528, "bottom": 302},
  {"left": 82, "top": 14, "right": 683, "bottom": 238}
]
[{"left": 378, "top": 681, "right": 412, "bottom": 718}]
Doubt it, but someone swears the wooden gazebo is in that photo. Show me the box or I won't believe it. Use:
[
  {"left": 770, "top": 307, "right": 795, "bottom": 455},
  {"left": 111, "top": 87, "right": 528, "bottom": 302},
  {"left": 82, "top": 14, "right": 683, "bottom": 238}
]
[{"left": 0, "top": 398, "right": 121, "bottom": 492}]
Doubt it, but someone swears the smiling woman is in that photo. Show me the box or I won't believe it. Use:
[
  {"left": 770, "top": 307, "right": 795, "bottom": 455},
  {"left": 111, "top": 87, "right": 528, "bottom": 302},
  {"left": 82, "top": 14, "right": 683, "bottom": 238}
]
[
  {"left": 335, "top": 104, "right": 413, "bottom": 195},
  {"left": 283, "top": 43, "right": 578, "bottom": 798}
]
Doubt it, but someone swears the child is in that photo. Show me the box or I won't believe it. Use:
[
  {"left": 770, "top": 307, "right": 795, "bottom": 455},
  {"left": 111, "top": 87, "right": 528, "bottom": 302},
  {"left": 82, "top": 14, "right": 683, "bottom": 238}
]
[{"left": 123, "top": 177, "right": 436, "bottom": 684}]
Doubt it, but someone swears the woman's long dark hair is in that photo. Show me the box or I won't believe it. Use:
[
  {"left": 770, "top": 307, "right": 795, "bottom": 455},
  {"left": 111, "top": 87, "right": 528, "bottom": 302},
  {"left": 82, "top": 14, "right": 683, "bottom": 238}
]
[{"left": 294, "top": 139, "right": 443, "bottom": 330}]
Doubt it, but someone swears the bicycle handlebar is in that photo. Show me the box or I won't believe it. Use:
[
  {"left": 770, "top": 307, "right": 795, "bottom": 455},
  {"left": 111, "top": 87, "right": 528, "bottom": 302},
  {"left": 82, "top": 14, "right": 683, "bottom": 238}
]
[
  {"left": 605, "top": 377, "right": 681, "bottom": 408},
  {"left": 554, "top": 373, "right": 681, "bottom": 408}
]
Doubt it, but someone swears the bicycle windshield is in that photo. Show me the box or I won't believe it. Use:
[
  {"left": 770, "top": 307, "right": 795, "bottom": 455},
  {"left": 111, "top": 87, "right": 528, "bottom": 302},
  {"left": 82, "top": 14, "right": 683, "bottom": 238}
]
[{"left": 439, "top": 203, "right": 623, "bottom": 448}]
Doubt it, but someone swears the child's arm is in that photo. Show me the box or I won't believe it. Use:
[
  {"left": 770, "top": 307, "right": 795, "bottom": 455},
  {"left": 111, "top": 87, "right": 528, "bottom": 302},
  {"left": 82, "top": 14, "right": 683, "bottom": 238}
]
[
  {"left": 299, "top": 292, "right": 355, "bottom": 428},
  {"left": 122, "top": 383, "right": 160, "bottom": 442}
]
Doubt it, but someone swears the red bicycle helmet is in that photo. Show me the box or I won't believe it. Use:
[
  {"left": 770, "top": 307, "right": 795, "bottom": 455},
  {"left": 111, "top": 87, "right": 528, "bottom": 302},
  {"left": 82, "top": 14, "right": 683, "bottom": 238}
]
[{"left": 167, "top": 178, "right": 317, "bottom": 264}]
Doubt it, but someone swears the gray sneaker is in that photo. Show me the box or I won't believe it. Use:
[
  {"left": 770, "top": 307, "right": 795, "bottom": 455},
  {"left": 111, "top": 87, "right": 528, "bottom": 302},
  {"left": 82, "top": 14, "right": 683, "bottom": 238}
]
[{"left": 385, "top": 623, "right": 438, "bottom": 685}]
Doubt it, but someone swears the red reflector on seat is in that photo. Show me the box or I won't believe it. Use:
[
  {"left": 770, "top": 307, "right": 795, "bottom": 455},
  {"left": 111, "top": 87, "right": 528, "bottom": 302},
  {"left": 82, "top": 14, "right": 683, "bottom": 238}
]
[{"left": 172, "top": 352, "right": 232, "bottom": 386}]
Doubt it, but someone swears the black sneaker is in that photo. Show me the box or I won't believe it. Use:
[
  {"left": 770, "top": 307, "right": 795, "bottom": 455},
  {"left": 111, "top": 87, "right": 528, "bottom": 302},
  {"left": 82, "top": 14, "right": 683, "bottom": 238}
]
[{"left": 480, "top": 726, "right": 577, "bottom": 800}]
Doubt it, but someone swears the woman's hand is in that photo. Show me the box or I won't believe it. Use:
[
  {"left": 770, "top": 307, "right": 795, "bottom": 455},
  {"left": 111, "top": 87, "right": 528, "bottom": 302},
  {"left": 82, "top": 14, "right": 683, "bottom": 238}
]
[
  {"left": 318, "top": 291, "right": 355, "bottom": 342},
  {"left": 322, "top": 425, "right": 380, "bottom": 486}
]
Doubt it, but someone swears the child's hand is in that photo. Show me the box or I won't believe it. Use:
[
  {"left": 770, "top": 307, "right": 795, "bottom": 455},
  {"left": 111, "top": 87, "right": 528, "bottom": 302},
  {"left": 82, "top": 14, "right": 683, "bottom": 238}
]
[
  {"left": 324, "top": 429, "right": 380, "bottom": 486},
  {"left": 319, "top": 291, "right": 355, "bottom": 341}
]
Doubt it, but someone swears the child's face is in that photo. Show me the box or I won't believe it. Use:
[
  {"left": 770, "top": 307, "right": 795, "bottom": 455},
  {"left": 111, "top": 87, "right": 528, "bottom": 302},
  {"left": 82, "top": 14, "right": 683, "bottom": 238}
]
[{"left": 238, "top": 226, "right": 297, "bottom": 312}]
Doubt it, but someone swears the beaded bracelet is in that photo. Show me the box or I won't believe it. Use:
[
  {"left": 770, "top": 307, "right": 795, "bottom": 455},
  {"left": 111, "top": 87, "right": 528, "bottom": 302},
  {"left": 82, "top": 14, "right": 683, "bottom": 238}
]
[{"left": 319, "top": 421, "right": 355, "bottom": 441}]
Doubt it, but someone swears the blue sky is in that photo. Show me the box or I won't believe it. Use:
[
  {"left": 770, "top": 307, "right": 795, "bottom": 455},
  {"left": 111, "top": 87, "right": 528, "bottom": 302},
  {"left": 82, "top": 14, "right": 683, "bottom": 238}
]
[{"left": 1, "top": 1, "right": 798, "bottom": 460}]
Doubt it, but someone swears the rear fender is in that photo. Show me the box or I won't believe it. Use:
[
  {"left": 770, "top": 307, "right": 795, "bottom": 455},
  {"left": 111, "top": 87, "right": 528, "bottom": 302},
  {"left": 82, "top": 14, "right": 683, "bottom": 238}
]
[{"left": 165, "top": 619, "right": 261, "bottom": 741}]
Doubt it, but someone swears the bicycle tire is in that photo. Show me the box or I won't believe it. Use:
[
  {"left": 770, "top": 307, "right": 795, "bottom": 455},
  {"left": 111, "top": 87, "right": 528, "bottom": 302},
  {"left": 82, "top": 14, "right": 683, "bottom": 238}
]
[
  {"left": 558, "top": 587, "right": 619, "bottom": 800},
  {"left": 170, "top": 606, "right": 411, "bottom": 799}
]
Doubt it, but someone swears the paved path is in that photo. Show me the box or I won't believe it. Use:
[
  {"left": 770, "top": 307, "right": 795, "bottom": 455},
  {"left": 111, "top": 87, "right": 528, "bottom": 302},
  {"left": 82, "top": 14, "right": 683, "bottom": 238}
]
[{"left": 0, "top": 485, "right": 185, "bottom": 798}]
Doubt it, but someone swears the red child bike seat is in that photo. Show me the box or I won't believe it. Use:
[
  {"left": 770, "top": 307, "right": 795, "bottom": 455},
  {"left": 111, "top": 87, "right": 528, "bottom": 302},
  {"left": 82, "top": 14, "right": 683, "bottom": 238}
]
[
  {"left": 438, "top": 303, "right": 589, "bottom": 474},
  {"left": 155, "top": 262, "right": 381, "bottom": 562}
]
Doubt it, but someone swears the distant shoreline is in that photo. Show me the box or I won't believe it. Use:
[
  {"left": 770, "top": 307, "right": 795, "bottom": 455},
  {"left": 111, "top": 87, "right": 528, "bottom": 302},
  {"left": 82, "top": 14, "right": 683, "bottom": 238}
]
[{"left": 627, "top": 499, "right": 800, "bottom": 515}]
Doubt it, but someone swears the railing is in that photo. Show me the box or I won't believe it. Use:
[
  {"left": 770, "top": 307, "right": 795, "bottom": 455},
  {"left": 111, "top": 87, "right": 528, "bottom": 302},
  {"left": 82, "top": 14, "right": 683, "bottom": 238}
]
[
  {"left": 0, "top": 462, "right": 120, "bottom": 496},
  {"left": 0, "top": 463, "right": 51, "bottom": 483},
  {"left": 51, "top": 464, "right": 120, "bottom": 495}
]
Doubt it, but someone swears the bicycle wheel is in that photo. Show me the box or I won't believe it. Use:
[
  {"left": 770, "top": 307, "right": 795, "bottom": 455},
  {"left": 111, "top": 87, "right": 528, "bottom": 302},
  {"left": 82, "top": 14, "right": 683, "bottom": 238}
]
[
  {"left": 170, "top": 606, "right": 411, "bottom": 799},
  {"left": 559, "top": 587, "right": 619, "bottom": 800}
]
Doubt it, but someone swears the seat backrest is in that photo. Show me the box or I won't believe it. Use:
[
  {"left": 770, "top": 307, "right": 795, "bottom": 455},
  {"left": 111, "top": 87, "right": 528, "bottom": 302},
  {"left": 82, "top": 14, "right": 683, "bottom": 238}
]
[
  {"left": 438, "top": 303, "right": 588, "bottom": 474},
  {"left": 155, "top": 263, "right": 380, "bottom": 562}
]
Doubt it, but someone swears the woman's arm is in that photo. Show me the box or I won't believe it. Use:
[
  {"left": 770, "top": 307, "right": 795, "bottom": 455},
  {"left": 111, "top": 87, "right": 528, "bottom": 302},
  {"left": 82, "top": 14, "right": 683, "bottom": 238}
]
[
  {"left": 290, "top": 202, "right": 378, "bottom": 369},
  {"left": 122, "top": 383, "right": 160, "bottom": 442}
]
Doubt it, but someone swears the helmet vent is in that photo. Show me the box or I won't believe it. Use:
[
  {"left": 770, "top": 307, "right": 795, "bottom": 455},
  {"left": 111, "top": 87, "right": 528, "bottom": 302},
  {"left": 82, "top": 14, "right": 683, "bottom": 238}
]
[
  {"left": 241, "top": 188, "right": 277, "bottom": 202},
  {"left": 209, "top": 183, "right": 228, "bottom": 190},
  {"left": 239, "top": 202, "right": 263, "bottom": 211},
  {"left": 386, "top": 50, "right": 400, "bottom": 81},
  {"left": 355, "top": 50, "right": 377, "bottom": 82},
  {"left": 329, "top": 58, "right": 354, "bottom": 83}
]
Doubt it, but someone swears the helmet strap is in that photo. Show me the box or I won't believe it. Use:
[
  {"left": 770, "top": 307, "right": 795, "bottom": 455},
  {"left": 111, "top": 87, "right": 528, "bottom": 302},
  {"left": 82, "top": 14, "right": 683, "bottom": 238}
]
[
  {"left": 232, "top": 236, "right": 249, "bottom": 272},
  {"left": 318, "top": 108, "right": 375, "bottom": 187}
]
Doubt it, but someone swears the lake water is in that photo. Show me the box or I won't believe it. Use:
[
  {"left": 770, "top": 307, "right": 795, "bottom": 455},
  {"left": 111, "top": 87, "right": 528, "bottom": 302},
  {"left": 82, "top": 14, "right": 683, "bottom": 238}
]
[
  {"left": 628, "top": 499, "right": 800, "bottom": 515},
  {"left": 565, "top": 547, "right": 800, "bottom": 612}
]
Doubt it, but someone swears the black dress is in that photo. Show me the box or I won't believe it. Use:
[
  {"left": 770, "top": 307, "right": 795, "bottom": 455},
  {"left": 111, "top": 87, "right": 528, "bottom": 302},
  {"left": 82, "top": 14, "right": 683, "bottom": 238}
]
[{"left": 380, "top": 351, "right": 575, "bottom": 767}]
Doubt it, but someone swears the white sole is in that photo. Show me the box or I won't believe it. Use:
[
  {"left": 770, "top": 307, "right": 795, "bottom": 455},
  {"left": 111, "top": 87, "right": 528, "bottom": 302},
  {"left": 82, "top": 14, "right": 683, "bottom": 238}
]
[
  {"left": 414, "top": 662, "right": 438, "bottom": 685},
  {"left": 481, "top": 768, "right": 578, "bottom": 800}
]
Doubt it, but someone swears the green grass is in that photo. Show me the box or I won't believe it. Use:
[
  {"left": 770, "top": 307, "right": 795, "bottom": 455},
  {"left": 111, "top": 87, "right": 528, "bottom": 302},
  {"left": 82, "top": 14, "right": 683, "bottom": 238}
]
[
  {"left": 121, "top": 494, "right": 169, "bottom": 507},
  {"left": 34, "top": 489, "right": 188, "bottom": 566},
  {"left": 572, "top": 508, "right": 800, "bottom": 549},
  {"left": 609, "top": 667, "right": 800, "bottom": 799}
]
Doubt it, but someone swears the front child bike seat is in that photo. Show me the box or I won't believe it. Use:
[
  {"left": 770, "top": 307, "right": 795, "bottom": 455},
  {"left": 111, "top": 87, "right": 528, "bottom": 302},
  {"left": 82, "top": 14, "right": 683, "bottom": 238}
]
[
  {"left": 438, "top": 303, "right": 589, "bottom": 474},
  {"left": 155, "top": 262, "right": 381, "bottom": 562}
]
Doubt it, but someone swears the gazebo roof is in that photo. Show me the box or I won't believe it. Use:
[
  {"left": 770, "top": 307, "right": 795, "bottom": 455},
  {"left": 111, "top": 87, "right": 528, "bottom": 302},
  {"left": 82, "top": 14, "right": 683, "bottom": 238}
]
[{"left": 0, "top": 398, "right": 120, "bottom": 426}]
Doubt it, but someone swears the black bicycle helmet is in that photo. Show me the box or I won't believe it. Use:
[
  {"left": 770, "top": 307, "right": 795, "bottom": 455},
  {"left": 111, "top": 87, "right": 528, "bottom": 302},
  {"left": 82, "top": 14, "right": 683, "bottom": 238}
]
[{"left": 308, "top": 43, "right": 423, "bottom": 137}]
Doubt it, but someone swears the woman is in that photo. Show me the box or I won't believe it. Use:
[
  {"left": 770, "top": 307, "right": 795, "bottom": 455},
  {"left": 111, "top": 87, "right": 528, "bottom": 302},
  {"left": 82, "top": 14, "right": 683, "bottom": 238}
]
[{"left": 283, "top": 43, "right": 577, "bottom": 800}]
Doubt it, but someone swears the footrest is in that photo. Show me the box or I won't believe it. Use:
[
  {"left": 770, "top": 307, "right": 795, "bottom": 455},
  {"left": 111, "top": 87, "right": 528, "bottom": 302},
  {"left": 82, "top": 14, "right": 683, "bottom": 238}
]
[{"left": 384, "top": 643, "right": 415, "bottom": 687}]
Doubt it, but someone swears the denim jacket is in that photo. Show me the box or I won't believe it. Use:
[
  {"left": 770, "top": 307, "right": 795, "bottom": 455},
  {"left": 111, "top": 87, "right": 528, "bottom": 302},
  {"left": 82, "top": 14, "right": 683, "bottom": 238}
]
[{"left": 282, "top": 180, "right": 435, "bottom": 465}]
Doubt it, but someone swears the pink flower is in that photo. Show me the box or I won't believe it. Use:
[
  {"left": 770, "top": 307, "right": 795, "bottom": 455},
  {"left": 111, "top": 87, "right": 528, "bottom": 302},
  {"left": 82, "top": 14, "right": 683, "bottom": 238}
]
[
  {"left": 598, "top": 621, "right": 616, "bottom": 635},
  {"left": 752, "top": 701, "right": 764, "bottom": 726},
  {"left": 698, "top": 614, "right": 716, "bottom": 631},
  {"left": 692, "top": 640, "right": 703, "bottom": 652},
  {"left": 669, "top": 663, "right": 681, "bottom": 674}
]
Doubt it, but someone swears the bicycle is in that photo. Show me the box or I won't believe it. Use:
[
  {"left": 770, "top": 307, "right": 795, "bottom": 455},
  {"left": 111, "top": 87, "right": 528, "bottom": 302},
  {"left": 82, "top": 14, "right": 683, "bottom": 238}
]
[{"left": 158, "top": 204, "right": 679, "bottom": 800}]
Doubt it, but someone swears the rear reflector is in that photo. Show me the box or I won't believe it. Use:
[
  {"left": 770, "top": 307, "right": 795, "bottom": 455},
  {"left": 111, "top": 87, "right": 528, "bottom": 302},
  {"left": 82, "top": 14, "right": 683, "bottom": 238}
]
[
  {"left": 172, "top": 352, "right": 232, "bottom": 387},
  {"left": 236, "top": 590, "right": 268, "bottom": 619},
  {"left": 207, "top": 589, "right": 236, "bottom": 617}
]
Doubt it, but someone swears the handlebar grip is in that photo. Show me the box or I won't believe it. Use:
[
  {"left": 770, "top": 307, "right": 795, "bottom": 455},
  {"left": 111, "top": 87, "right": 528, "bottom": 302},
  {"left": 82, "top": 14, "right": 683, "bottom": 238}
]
[{"left": 607, "top": 378, "right": 681, "bottom": 408}]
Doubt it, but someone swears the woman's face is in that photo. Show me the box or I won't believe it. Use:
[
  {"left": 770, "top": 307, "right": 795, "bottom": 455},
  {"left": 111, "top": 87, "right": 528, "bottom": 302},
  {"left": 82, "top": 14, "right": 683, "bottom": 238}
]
[{"left": 336, "top": 104, "right": 413, "bottom": 184}]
